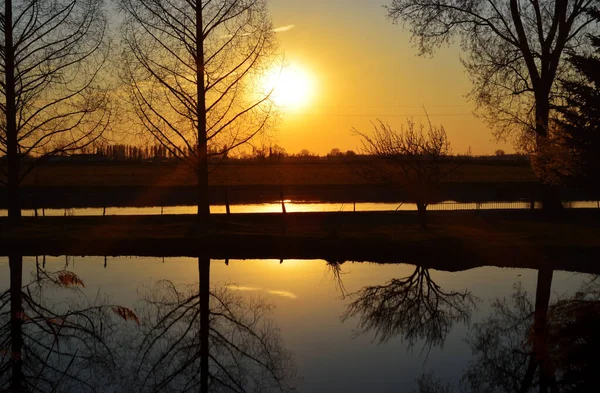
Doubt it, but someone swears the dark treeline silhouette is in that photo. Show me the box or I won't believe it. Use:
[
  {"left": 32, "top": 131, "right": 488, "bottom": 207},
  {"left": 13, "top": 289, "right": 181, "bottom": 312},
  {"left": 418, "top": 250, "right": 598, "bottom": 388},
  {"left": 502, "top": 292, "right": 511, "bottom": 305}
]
[{"left": 35, "top": 146, "right": 530, "bottom": 164}]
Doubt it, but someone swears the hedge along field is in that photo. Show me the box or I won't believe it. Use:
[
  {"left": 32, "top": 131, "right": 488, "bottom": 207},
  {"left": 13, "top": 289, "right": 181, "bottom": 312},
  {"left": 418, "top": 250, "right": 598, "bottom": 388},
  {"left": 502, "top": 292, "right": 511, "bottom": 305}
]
[{"left": 7, "top": 159, "right": 537, "bottom": 188}]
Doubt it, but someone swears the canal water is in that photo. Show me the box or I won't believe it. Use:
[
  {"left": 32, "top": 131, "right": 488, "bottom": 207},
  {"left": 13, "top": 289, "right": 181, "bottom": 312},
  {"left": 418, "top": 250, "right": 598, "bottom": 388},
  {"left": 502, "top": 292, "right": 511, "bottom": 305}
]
[
  {"left": 1, "top": 256, "right": 596, "bottom": 392},
  {"left": 1, "top": 200, "right": 599, "bottom": 216}
]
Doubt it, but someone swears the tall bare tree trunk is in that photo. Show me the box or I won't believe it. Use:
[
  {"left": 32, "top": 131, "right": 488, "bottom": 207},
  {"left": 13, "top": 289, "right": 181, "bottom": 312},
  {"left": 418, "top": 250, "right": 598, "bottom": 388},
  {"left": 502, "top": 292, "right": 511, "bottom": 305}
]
[
  {"left": 9, "top": 254, "right": 24, "bottom": 393},
  {"left": 198, "top": 257, "right": 210, "bottom": 393},
  {"left": 535, "top": 94, "right": 563, "bottom": 213},
  {"left": 4, "top": 0, "right": 21, "bottom": 224},
  {"left": 195, "top": 2, "right": 210, "bottom": 221}
]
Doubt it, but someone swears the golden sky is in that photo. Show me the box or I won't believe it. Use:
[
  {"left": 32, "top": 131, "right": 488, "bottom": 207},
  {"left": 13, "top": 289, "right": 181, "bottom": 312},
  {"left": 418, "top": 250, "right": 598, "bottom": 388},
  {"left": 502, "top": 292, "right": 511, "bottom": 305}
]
[{"left": 267, "top": 0, "right": 513, "bottom": 156}]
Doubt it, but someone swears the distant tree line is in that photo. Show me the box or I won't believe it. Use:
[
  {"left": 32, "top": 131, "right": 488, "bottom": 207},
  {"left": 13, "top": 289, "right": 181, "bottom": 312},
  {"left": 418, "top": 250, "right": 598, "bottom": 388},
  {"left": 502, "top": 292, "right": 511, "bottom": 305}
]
[
  {"left": 38, "top": 143, "right": 528, "bottom": 164},
  {"left": 93, "top": 144, "right": 173, "bottom": 161}
]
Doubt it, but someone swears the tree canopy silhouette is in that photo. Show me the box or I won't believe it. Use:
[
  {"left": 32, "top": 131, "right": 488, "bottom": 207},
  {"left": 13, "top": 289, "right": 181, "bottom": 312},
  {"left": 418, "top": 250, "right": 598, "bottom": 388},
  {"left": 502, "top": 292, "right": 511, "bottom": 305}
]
[
  {"left": 353, "top": 118, "right": 452, "bottom": 228},
  {"left": 557, "top": 27, "right": 600, "bottom": 195},
  {"left": 0, "top": 0, "right": 112, "bottom": 223},
  {"left": 386, "top": 0, "right": 600, "bottom": 210},
  {"left": 120, "top": 0, "right": 279, "bottom": 220}
]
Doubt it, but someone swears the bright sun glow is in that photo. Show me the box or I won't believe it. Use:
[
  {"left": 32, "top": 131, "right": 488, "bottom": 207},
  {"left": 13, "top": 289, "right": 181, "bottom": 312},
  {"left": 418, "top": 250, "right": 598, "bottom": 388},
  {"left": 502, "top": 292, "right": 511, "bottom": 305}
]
[{"left": 261, "top": 64, "right": 315, "bottom": 110}]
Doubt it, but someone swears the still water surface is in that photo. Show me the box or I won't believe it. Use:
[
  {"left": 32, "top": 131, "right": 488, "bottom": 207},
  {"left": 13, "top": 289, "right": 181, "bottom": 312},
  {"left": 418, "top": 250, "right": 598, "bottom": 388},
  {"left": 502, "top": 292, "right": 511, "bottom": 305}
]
[
  {"left": 0, "top": 256, "right": 596, "bottom": 392},
  {"left": 1, "top": 200, "right": 599, "bottom": 216}
]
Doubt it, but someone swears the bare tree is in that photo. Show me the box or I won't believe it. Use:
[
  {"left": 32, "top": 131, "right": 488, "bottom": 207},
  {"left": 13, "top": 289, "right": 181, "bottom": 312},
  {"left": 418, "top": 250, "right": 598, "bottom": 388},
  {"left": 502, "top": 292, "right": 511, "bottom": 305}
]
[
  {"left": 120, "top": 0, "right": 279, "bottom": 220},
  {"left": 387, "top": 0, "right": 600, "bottom": 210},
  {"left": 354, "top": 118, "right": 451, "bottom": 228},
  {"left": 0, "top": 0, "right": 112, "bottom": 223},
  {"left": 343, "top": 265, "right": 476, "bottom": 350}
]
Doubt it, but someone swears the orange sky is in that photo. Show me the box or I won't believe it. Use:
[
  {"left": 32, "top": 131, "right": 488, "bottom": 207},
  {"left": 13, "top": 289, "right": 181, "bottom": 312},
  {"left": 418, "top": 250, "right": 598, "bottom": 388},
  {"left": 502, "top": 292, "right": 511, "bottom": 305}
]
[{"left": 267, "top": 0, "right": 514, "bottom": 156}]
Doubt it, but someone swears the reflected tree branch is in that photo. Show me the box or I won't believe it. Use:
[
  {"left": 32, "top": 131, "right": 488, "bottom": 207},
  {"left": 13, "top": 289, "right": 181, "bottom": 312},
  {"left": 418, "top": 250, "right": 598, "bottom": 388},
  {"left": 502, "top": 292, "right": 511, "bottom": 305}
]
[
  {"left": 0, "top": 255, "right": 139, "bottom": 393},
  {"left": 415, "top": 270, "right": 600, "bottom": 393},
  {"left": 343, "top": 265, "right": 477, "bottom": 350},
  {"left": 129, "top": 258, "right": 297, "bottom": 393}
]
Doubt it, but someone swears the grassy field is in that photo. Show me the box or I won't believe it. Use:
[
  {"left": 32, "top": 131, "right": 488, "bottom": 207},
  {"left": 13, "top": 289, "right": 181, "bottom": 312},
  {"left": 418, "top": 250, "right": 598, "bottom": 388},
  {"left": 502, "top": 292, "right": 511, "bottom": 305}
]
[{"left": 10, "top": 159, "right": 537, "bottom": 187}]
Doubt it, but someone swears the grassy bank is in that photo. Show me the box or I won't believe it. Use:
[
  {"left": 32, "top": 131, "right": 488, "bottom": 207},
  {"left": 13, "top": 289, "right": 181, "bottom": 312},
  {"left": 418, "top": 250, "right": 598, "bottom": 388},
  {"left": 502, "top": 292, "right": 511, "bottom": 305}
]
[
  {"left": 0, "top": 159, "right": 595, "bottom": 209},
  {"left": 2, "top": 210, "right": 599, "bottom": 274},
  {"left": 6, "top": 159, "right": 537, "bottom": 187},
  {"left": 3, "top": 182, "right": 548, "bottom": 209},
  {"left": 2, "top": 160, "right": 595, "bottom": 209}
]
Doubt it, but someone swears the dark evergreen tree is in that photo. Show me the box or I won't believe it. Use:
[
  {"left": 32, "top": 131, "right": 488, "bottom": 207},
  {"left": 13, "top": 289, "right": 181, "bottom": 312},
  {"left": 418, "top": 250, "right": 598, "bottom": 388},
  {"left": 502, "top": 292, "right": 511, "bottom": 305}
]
[{"left": 558, "top": 27, "right": 600, "bottom": 196}]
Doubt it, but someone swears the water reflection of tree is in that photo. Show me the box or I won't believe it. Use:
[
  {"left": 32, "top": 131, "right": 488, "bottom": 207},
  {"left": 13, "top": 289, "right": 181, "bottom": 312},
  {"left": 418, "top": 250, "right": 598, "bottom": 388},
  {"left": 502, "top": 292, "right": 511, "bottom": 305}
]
[
  {"left": 0, "top": 255, "right": 132, "bottom": 393},
  {"left": 413, "top": 270, "right": 600, "bottom": 393},
  {"left": 1, "top": 256, "right": 296, "bottom": 393},
  {"left": 124, "top": 258, "right": 297, "bottom": 393},
  {"left": 343, "top": 265, "right": 477, "bottom": 349}
]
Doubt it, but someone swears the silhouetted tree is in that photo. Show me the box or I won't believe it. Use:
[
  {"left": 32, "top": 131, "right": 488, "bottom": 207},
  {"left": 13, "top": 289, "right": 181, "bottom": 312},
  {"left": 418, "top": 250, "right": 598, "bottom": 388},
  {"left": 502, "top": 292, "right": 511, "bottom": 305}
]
[
  {"left": 343, "top": 265, "right": 476, "bottom": 350},
  {"left": 557, "top": 29, "right": 600, "bottom": 196},
  {"left": 328, "top": 148, "right": 343, "bottom": 158},
  {"left": 0, "top": 0, "right": 111, "bottom": 223},
  {"left": 386, "top": 0, "right": 600, "bottom": 211},
  {"left": 354, "top": 118, "right": 452, "bottom": 228},
  {"left": 120, "top": 0, "right": 279, "bottom": 220},
  {"left": 297, "top": 149, "right": 314, "bottom": 158}
]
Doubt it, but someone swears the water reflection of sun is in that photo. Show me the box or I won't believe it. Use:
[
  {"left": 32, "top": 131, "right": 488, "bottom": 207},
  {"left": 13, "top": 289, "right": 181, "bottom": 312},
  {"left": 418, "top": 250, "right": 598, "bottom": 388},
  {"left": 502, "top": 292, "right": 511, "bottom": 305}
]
[{"left": 261, "top": 63, "right": 315, "bottom": 110}]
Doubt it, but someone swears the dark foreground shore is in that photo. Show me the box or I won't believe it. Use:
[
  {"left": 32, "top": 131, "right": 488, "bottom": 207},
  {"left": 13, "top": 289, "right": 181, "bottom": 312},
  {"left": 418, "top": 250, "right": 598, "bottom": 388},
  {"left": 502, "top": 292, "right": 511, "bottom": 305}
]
[{"left": 1, "top": 210, "right": 600, "bottom": 274}]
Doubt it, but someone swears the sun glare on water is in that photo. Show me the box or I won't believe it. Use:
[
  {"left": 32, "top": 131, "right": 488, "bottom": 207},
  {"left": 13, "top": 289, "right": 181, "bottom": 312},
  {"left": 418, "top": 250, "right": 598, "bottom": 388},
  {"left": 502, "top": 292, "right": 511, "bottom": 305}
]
[{"left": 261, "top": 63, "right": 315, "bottom": 110}]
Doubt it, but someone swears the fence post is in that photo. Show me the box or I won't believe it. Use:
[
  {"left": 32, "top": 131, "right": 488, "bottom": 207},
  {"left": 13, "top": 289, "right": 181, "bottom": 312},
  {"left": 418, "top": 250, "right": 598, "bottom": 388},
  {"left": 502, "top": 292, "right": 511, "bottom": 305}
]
[
  {"left": 225, "top": 188, "right": 231, "bottom": 215},
  {"left": 280, "top": 189, "right": 286, "bottom": 214}
]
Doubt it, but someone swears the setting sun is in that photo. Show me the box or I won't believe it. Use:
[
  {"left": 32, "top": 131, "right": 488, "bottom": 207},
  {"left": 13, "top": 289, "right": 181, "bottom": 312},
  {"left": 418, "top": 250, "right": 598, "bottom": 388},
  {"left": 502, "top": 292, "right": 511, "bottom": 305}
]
[{"left": 261, "top": 63, "right": 315, "bottom": 110}]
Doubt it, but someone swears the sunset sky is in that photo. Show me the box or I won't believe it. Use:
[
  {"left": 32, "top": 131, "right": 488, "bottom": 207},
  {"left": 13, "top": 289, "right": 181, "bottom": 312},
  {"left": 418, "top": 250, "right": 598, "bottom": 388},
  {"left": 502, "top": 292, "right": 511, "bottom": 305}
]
[{"left": 266, "top": 0, "right": 514, "bottom": 156}]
